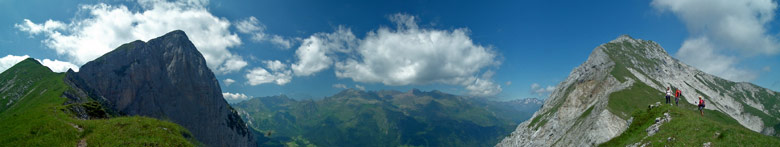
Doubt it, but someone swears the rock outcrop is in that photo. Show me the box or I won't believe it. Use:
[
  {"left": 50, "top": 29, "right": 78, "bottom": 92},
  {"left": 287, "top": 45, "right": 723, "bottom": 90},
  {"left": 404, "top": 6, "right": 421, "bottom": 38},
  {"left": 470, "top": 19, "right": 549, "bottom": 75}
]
[
  {"left": 497, "top": 35, "right": 780, "bottom": 147},
  {"left": 66, "top": 30, "right": 256, "bottom": 146}
]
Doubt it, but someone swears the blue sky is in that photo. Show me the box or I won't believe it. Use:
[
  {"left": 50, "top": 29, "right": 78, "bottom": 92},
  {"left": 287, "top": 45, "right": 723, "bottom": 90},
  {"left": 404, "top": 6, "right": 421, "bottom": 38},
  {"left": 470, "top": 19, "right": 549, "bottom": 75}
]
[{"left": 1, "top": 0, "right": 779, "bottom": 102}]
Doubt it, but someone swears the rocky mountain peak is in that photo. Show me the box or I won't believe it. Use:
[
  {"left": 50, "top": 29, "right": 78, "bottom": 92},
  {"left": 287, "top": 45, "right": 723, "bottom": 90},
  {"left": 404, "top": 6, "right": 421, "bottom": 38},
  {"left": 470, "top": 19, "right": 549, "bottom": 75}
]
[
  {"left": 610, "top": 34, "right": 635, "bottom": 43},
  {"left": 66, "top": 30, "right": 256, "bottom": 146},
  {"left": 498, "top": 34, "right": 780, "bottom": 147}
]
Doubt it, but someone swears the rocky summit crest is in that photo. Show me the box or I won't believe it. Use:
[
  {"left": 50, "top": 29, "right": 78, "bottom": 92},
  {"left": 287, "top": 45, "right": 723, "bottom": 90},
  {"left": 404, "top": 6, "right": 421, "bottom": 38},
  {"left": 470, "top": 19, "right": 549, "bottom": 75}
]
[
  {"left": 497, "top": 35, "right": 780, "bottom": 147},
  {"left": 65, "top": 30, "right": 256, "bottom": 146}
]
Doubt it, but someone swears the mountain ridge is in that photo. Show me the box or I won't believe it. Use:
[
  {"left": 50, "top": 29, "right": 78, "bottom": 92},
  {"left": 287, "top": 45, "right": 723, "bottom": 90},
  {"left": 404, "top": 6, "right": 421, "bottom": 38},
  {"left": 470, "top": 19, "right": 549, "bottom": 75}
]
[
  {"left": 65, "top": 30, "right": 256, "bottom": 146},
  {"left": 0, "top": 58, "right": 197, "bottom": 146},
  {"left": 498, "top": 35, "right": 780, "bottom": 146},
  {"left": 234, "top": 89, "right": 542, "bottom": 146}
]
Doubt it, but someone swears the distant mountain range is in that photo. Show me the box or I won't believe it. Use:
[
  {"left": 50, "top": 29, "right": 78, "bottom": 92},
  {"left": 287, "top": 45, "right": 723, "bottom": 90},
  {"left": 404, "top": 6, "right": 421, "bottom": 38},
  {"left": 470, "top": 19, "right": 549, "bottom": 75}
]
[
  {"left": 498, "top": 35, "right": 780, "bottom": 146},
  {"left": 232, "top": 89, "right": 543, "bottom": 146}
]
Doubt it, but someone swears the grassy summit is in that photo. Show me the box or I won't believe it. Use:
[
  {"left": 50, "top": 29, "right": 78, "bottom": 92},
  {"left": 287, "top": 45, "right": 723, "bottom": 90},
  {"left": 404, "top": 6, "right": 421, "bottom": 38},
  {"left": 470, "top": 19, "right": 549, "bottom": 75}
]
[
  {"left": 601, "top": 104, "right": 780, "bottom": 146},
  {"left": 0, "top": 58, "right": 197, "bottom": 146}
]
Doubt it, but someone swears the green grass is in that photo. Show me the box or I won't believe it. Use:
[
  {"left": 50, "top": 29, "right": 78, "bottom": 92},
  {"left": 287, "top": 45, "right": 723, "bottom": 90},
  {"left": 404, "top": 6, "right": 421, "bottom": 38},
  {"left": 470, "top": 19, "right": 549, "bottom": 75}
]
[
  {"left": 607, "top": 81, "right": 664, "bottom": 119},
  {"left": 235, "top": 90, "right": 523, "bottom": 147},
  {"left": 602, "top": 41, "right": 663, "bottom": 78},
  {"left": 600, "top": 40, "right": 670, "bottom": 120},
  {"left": 0, "top": 58, "right": 196, "bottom": 146},
  {"left": 600, "top": 104, "right": 780, "bottom": 146},
  {"left": 76, "top": 116, "right": 197, "bottom": 146}
]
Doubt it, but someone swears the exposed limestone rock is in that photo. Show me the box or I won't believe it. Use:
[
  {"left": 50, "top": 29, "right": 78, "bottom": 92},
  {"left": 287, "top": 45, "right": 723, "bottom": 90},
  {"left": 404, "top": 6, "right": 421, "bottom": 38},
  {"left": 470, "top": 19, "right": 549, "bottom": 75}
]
[
  {"left": 646, "top": 112, "right": 671, "bottom": 136},
  {"left": 498, "top": 35, "right": 780, "bottom": 147}
]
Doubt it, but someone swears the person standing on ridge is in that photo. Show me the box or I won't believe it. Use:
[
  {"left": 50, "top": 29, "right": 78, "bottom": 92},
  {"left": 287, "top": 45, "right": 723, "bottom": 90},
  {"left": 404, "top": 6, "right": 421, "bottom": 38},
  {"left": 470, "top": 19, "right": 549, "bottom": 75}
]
[
  {"left": 665, "top": 87, "right": 672, "bottom": 105},
  {"left": 698, "top": 96, "right": 706, "bottom": 116},
  {"left": 675, "top": 88, "right": 681, "bottom": 106}
]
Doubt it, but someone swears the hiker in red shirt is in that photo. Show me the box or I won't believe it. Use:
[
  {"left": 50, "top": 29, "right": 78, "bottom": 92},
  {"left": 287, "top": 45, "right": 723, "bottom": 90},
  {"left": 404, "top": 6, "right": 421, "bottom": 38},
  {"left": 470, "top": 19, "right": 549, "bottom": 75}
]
[
  {"left": 675, "top": 89, "right": 681, "bottom": 106},
  {"left": 698, "top": 96, "right": 705, "bottom": 116}
]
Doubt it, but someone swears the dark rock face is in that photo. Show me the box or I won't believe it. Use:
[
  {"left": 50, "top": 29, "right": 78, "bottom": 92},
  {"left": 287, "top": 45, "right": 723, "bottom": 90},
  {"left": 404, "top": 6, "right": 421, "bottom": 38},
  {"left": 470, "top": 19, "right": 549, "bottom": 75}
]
[{"left": 67, "top": 30, "right": 255, "bottom": 146}]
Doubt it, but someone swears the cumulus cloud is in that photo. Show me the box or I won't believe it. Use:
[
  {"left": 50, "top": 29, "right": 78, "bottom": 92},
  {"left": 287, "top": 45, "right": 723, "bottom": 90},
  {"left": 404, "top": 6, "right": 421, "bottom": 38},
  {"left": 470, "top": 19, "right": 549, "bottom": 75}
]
[
  {"left": 334, "top": 14, "right": 499, "bottom": 86},
  {"left": 530, "top": 83, "right": 556, "bottom": 97},
  {"left": 270, "top": 35, "right": 293, "bottom": 49},
  {"left": 332, "top": 83, "right": 347, "bottom": 89},
  {"left": 15, "top": 19, "right": 65, "bottom": 35},
  {"left": 289, "top": 14, "right": 501, "bottom": 96},
  {"left": 676, "top": 37, "right": 757, "bottom": 81},
  {"left": 38, "top": 59, "right": 80, "bottom": 72},
  {"left": 234, "top": 16, "right": 294, "bottom": 49},
  {"left": 15, "top": 0, "right": 246, "bottom": 74},
  {"left": 291, "top": 27, "right": 356, "bottom": 76},
  {"left": 235, "top": 17, "right": 265, "bottom": 36},
  {"left": 652, "top": 0, "right": 779, "bottom": 82},
  {"left": 245, "top": 60, "right": 292, "bottom": 85},
  {"left": 222, "top": 92, "right": 250, "bottom": 101},
  {"left": 0, "top": 55, "right": 30, "bottom": 73},
  {"left": 223, "top": 78, "right": 236, "bottom": 86},
  {"left": 0, "top": 55, "right": 79, "bottom": 73}
]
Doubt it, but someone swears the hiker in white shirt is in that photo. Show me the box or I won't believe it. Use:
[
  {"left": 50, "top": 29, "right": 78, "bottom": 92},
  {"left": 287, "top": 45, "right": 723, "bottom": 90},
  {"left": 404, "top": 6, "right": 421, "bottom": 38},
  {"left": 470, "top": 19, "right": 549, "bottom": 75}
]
[{"left": 665, "top": 87, "right": 672, "bottom": 104}]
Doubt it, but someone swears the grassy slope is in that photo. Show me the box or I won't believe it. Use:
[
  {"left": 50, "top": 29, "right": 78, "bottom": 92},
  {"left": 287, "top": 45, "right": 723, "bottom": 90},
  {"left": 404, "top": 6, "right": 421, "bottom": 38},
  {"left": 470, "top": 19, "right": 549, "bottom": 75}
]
[
  {"left": 600, "top": 104, "right": 780, "bottom": 146},
  {"left": 603, "top": 39, "right": 780, "bottom": 137},
  {"left": 0, "top": 59, "right": 197, "bottom": 146},
  {"left": 600, "top": 40, "right": 780, "bottom": 145},
  {"left": 601, "top": 40, "right": 674, "bottom": 121}
]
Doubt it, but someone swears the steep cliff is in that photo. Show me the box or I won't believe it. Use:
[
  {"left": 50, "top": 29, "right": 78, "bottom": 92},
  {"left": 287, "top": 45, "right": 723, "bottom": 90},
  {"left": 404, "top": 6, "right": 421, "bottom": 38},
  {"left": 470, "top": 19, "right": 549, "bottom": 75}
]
[
  {"left": 66, "top": 30, "right": 255, "bottom": 146},
  {"left": 0, "top": 59, "right": 197, "bottom": 146}
]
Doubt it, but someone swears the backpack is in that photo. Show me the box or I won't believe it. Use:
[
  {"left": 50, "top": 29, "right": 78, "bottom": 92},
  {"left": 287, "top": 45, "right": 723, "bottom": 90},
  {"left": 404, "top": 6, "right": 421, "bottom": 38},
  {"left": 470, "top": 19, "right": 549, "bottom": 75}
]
[{"left": 700, "top": 99, "right": 705, "bottom": 107}]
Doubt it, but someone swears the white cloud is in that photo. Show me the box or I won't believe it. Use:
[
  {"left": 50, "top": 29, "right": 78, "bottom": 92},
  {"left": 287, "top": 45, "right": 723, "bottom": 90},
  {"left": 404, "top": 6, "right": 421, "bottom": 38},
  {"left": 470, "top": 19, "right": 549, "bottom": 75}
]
[
  {"left": 334, "top": 14, "right": 499, "bottom": 86},
  {"left": 15, "top": 19, "right": 65, "bottom": 35},
  {"left": 652, "top": 0, "right": 779, "bottom": 82},
  {"left": 355, "top": 84, "right": 366, "bottom": 91},
  {"left": 235, "top": 16, "right": 266, "bottom": 41},
  {"left": 234, "top": 16, "right": 294, "bottom": 49},
  {"left": 235, "top": 16, "right": 264, "bottom": 34},
  {"left": 220, "top": 56, "right": 248, "bottom": 74},
  {"left": 466, "top": 77, "right": 501, "bottom": 96},
  {"left": 223, "top": 78, "right": 235, "bottom": 86},
  {"left": 0, "top": 55, "right": 31, "bottom": 73},
  {"left": 264, "top": 60, "right": 287, "bottom": 72},
  {"left": 291, "top": 27, "right": 356, "bottom": 76},
  {"left": 676, "top": 37, "right": 757, "bottom": 81},
  {"left": 290, "top": 14, "right": 502, "bottom": 96},
  {"left": 222, "top": 92, "right": 249, "bottom": 101},
  {"left": 245, "top": 60, "right": 292, "bottom": 85},
  {"left": 332, "top": 83, "right": 347, "bottom": 89},
  {"left": 505, "top": 81, "right": 512, "bottom": 86},
  {"left": 15, "top": 0, "right": 246, "bottom": 74},
  {"left": 0, "top": 55, "right": 79, "bottom": 73},
  {"left": 37, "top": 59, "right": 79, "bottom": 72},
  {"left": 530, "top": 83, "right": 556, "bottom": 97},
  {"left": 270, "top": 35, "right": 293, "bottom": 49}
]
